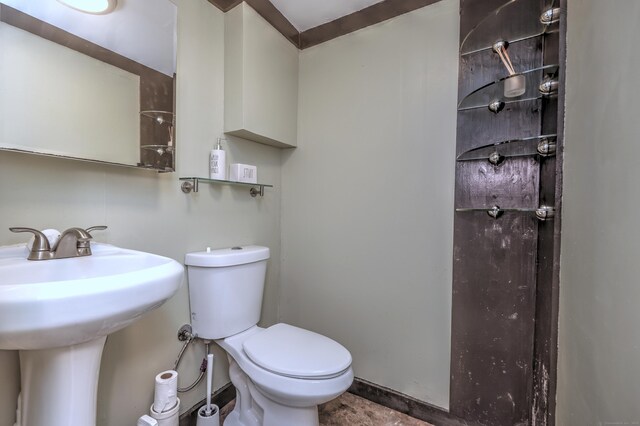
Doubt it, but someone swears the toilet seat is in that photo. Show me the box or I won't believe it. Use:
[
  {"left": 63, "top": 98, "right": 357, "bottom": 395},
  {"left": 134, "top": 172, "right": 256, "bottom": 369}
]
[
  {"left": 243, "top": 323, "right": 352, "bottom": 379},
  {"left": 217, "top": 325, "right": 354, "bottom": 408}
]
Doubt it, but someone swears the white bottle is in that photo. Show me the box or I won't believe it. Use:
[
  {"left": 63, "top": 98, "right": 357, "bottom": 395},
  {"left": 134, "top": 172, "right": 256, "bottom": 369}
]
[{"left": 209, "top": 138, "right": 226, "bottom": 180}]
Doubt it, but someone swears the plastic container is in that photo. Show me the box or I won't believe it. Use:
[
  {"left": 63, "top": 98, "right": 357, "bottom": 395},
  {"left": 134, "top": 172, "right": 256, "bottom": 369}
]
[
  {"left": 196, "top": 404, "right": 220, "bottom": 426},
  {"left": 149, "top": 398, "right": 180, "bottom": 426}
]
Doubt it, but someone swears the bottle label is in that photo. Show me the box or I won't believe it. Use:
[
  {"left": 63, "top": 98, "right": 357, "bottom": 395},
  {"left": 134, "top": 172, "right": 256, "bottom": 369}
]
[{"left": 211, "top": 154, "right": 220, "bottom": 173}]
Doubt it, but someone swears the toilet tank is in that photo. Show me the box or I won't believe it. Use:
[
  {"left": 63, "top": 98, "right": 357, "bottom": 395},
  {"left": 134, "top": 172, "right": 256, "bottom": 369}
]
[{"left": 185, "top": 246, "right": 270, "bottom": 340}]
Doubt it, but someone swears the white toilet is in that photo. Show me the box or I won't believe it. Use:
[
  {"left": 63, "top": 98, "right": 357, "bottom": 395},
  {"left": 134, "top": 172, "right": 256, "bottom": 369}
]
[{"left": 185, "top": 246, "right": 354, "bottom": 426}]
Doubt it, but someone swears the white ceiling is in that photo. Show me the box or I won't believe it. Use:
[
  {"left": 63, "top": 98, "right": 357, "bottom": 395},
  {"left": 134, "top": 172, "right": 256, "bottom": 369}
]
[{"left": 269, "top": 0, "right": 386, "bottom": 32}]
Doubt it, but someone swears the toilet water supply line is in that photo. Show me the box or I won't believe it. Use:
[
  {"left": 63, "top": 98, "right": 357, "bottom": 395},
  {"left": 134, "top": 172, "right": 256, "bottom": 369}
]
[{"left": 173, "top": 331, "right": 211, "bottom": 393}]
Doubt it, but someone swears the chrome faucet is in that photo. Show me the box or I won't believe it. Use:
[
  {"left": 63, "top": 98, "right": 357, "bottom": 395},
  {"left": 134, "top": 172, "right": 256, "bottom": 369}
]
[{"left": 9, "top": 226, "right": 107, "bottom": 260}]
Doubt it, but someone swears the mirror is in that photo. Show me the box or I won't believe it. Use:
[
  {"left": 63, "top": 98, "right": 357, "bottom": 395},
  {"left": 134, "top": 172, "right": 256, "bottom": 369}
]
[{"left": 0, "top": 0, "right": 177, "bottom": 171}]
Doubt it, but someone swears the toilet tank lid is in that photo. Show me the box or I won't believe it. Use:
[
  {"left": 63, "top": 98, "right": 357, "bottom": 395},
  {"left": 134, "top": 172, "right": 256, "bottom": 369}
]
[{"left": 184, "top": 246, "right": 270, "bottom": 267}]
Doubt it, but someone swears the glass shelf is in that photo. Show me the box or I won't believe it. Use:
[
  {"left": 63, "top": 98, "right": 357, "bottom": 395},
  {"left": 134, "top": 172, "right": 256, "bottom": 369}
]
[
  {"left": 141, "top": 144, "right": 174, "bottom": 155},
  {"left": 456, "top": 205, "right": 555, "bottom": 221},
  {"left": 179, "top": 177, "right": 273, "bottom": 197},
  {"left": 460, "top": 0, "right": 558, "bottom": 56},
  {"left": 458, "top": 64, "right": 559, "bottom": 111},
  {"left": 457, "top": 134, "right": 557, "bottom": 163},
  {"left": 140, "top": 110, "right": 175, "bottom": 125}
]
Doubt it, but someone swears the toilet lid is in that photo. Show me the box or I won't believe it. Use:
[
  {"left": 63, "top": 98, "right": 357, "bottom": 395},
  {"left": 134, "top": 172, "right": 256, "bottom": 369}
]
[{"left": 243, "top": 323, "right": 352, "bottom": 379}]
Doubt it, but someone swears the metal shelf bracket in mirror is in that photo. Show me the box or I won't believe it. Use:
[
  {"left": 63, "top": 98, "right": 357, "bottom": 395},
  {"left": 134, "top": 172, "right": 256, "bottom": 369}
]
[
  {"left": 456, "top": 205, "right": 556, "bottom": 221},
  {"left": 179, "top": 177, "right": 272, "bottom": 197},
  {"left": 457, "top": 134, "right": 557, "bottom": 164},
  {"left": 140, "top": 110, "right": 176, "bottom": 171}
]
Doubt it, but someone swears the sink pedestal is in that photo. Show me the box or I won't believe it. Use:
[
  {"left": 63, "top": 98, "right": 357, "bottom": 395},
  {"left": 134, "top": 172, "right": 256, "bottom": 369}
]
[{"left": 18, "top": 337, "right": 107, "bottom": 426}]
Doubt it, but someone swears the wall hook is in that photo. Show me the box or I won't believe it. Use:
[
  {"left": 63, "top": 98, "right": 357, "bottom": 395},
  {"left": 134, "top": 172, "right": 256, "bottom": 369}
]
[
  {"left": 488, "top": 100, "right": 505, "bottom": 114},
  {"left": 487, "top": 205, "right": 503, "bottom": 219},
  {"left": 540, "top": 7, "right": 561, "bottom": 25},
  {"left": 535, "top": 205, "right": 555, "bottom": 221},
  {"left": 537, "top": 138, "right": 557, "bottom": 156},
  {"left": 488, "top": 151, "right": 505, "bottom": 165},
  {"left": 539, "top": 77, "right": 559, "bottom": 95}
]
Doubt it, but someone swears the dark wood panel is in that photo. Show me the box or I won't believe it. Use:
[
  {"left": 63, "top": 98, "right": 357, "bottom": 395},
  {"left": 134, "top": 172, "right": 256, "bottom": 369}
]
[
  {"left": 451, "top": 211, "right": 538, "bottom": 425},
  {"left": 451, "top": 1, "right": 561, "bottom": 425},
  {"left": 460, "top": 0, "right": 511, "bottom": 39},
  {"left": 455, "top": 157, "right": 540, "bottom": 209},
  {"left": 530, "top": 4, "right": 565, "bottom": 425}
]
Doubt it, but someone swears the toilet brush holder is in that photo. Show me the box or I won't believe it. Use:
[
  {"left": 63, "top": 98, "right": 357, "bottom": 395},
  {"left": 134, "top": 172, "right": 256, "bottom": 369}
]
[{"left": 196, "top": 404, "right": 220, "bottom": 426}]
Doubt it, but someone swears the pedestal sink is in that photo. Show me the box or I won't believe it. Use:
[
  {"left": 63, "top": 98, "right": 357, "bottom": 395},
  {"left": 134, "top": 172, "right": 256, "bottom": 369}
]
[{"left": 0, "top": 243, "right": 184, "bottom": 426}]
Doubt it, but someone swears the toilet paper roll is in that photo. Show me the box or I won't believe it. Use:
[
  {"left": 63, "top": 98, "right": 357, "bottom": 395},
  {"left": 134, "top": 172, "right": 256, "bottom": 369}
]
[{"left": 153, "top": 370, "right": 178, "bottom": 413}]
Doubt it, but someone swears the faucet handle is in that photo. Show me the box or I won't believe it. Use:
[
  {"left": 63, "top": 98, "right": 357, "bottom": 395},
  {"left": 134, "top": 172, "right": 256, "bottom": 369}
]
[
  {"left": 10, "top": 227, "right": 52, "bottom": 259},
  {"left": 86, "top": 226, "right": 108, "bottom": 235}
]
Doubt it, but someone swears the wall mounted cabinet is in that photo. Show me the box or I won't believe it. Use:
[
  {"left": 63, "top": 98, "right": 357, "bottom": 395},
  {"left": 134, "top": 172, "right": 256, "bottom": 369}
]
[{"left": 224, "top": 3, "right": 299, "bottom": 148}]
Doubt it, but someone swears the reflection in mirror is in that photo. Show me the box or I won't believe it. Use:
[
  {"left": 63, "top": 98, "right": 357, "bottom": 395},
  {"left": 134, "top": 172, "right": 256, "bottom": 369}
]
[{"left": 0, "top": 0, "right": 177, "bottom": 171}]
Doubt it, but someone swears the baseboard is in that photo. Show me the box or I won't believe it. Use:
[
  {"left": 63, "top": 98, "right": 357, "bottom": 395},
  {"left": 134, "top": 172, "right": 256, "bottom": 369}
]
[
  {"left": 179, "top": 382, "right": 236, "bottom": 426},
  {"left": 348, "top": 378, "right": 475, "bottom": 426},
  {"left": 180, "top": 378, "right": 474, "bottom": 426}
]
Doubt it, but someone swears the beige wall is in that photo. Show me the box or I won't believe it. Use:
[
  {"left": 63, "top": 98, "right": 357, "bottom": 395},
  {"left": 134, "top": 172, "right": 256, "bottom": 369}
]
[
  {"left": 280, "top": 0, "right": 459, "bottom": 409},
  {"left": 557, "top": 0, "right": 640, "bottom": 424},
  {"left": 0, "top": 0, "right": 282, "bottom": 425}
]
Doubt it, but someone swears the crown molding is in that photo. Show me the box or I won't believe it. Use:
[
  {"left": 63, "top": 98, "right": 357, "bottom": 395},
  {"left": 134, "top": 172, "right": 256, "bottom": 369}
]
[{"left": 206, "top": 0, "right": 443, "bottom": 50}]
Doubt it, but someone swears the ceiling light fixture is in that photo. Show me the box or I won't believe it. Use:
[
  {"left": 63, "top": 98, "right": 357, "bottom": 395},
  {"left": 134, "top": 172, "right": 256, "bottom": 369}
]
[{"left": 56, "top": 0, "right": 117, "bottom": 15}]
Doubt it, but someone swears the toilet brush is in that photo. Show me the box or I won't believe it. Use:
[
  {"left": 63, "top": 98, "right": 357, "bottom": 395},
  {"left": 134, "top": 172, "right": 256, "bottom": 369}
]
[{"left": 196, "top": 353, "right": 220, "bottom": 426}]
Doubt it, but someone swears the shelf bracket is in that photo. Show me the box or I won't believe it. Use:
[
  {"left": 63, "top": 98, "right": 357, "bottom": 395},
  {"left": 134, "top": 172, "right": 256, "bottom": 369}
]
[
  {"left": 249, "top": 186, "right": 264, "bottom": 197},
  {"left": 181, "top": 179, "right": 198, "bottom": 193},
  {"left": 180, "top": 177, "right": 269, "bottom": 197}
]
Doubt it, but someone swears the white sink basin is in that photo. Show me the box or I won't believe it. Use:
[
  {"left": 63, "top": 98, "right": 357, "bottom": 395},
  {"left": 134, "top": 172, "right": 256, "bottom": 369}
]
[
  {"left": 0, "top": 242, "right": 184, "bottom": 426},
  {"left": 0, "top": 243, "right": 183, "bottom": 350}
]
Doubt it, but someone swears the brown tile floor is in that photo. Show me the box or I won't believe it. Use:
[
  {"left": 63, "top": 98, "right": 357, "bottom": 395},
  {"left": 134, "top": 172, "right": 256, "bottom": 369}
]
[{"left": 219, "top": 392, "right": 434, "bottom": 425}]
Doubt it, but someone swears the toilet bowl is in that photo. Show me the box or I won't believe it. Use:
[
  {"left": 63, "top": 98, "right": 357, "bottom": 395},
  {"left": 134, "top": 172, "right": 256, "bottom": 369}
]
[{"left": 185, "top": 246, "right": 353, "bottom": 426}]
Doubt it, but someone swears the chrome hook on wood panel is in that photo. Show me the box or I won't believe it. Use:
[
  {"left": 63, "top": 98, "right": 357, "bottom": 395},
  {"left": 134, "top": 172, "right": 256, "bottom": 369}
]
[
  {"left": 487, "top": 205, "right": 503, "bottom": 219},
  {"left": 539, "top": 77, "right": 559, "bottom": 95},
  {"left": 536, "top": 138, "right": 557, "bottom": 156},
  {"left": 488, "top": 151, "right": 505, "bottom": 165},
  {"left": 540, "top": 7, "right": 561, "bottom": 25},
  {"left": 488, "top": 99, "right": 505, "bottom": 114},
  {"left": 535, "top": 205, "right": 556, "bottom": 221}
]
